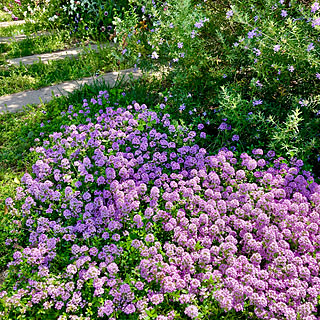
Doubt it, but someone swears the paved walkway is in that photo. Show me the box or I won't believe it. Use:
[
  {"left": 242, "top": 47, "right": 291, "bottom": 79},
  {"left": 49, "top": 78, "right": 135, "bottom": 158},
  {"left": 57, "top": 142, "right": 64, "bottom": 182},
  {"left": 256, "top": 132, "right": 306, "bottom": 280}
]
[
  {"left": 0, "top": 68, "right": 142, "bottom": 113},
  {"left": 0, "top": 21, "right": 137, "bottom": 114},
  {"left": 6, "top": 43, "right": 109, "bottom": 66},
  {"left": 0, "top": 20, "right": 25, "bottom": 28}
]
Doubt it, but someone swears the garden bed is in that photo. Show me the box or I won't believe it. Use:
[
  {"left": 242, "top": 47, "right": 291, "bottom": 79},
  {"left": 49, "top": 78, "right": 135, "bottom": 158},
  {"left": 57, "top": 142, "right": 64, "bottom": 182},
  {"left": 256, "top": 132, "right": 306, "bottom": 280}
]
[{"left": 0, "top": 0, "right": 320, "bottom": 319}]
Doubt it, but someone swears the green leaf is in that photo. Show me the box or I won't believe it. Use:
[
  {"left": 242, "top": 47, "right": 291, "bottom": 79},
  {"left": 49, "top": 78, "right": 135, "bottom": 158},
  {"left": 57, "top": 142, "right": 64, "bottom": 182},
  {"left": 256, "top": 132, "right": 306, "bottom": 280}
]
[{"left": 129, "top": 233, "right": 138, "bottom": 240}]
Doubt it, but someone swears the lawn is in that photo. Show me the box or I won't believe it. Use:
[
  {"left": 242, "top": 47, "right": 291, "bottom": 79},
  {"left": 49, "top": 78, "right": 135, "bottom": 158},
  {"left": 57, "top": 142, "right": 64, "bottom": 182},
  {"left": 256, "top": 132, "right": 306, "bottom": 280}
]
[{"left": 0, "top": 11, "right": 11, "bottom": 23}]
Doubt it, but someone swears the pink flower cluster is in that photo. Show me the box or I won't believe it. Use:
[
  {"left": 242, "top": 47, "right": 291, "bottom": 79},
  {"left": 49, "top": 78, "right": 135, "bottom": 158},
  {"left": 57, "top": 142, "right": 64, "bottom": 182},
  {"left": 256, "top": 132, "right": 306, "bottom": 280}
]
[{"left": 1, "top": 92, "right": 320, "bottom": 319}]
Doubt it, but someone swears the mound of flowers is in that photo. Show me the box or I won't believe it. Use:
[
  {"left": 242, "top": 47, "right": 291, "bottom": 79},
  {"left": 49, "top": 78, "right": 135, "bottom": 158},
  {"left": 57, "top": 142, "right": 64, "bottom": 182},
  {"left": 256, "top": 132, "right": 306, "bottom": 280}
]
[{"left": 0, "top": 93, "right": 320, "bottom": 320}]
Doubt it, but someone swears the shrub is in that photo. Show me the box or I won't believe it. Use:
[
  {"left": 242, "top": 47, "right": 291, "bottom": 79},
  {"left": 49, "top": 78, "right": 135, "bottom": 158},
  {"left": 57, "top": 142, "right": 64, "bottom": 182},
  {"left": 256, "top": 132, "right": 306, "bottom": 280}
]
[
  {"left": 210, "top": 0, "right": 320, "bottom": 168},
  {"left": 1, "top": 0, "right": 130, "bottom": 40},
  {"left": 112, "top": 0, "right": 210, "bottom": 85},
  {"left": 57, "top": 0, "right": 129, "bottom": 40},
  {"left": 1, "top": 91, "right": 320, "bottom": 319},
  {"left": 2, "top": 0, "right": 63, "bottom": 32},
  {"left": 112, "top": 0, "right": 320, "bottom": 175}
]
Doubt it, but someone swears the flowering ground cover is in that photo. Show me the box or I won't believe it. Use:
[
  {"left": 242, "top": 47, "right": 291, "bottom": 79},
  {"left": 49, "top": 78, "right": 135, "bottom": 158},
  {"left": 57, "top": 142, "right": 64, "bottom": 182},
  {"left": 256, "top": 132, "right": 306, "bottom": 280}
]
[
  {"left": 0, "top": 91, "right": 320, "bottom": 319},
  {"left": 1, "top": 0, "right": 320, "bottom": 319}
]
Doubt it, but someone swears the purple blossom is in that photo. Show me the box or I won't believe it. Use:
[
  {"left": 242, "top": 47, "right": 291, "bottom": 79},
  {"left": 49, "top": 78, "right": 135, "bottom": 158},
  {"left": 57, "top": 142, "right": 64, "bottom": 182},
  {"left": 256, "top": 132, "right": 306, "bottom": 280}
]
[
  {"left": 194, "top": 21, "right": 204, "bottom": 28},
  {"left": 145, "top": 234, "right": 155, "bottom": 242},
  {"left": 253, "top": 48, "right": 261, "bottom": 56},
  {"left": 312, "top": 17, "right": 320, "bottom": 27},
  {"left": 311, "top": 2, "right": 320, "bottom": 13},
  {"left": 232, "top": 135, "right": 239, "bottom": 141},
  {"left": 150, "top": 294, "right": 164, "bottom": 305},
  {"left": 307, "top": 43, "right": 315, "bottom": 51},
  {"left": 248, "top": 28, "right": 257, "bottom": 38},
  {"left": 179, "top": 104, "right": 186, "bottom": 111},
  {"left": 253, "top": 99, "right": 263, "bottom": 106},
  {"left": 226, "top": 10, "right": 233, "bottom": 19},
  {"left": 184, "top": 305, "right": 199, "bottom": 319},
  {"left": 288, "top": 65, "right": 295, "bottom": 72},
  {"left": 218, "top": 122, "right": 228, "bottom": 130},
  {"left": 273, "top": 44, "right": 281, "bottom": 52}
]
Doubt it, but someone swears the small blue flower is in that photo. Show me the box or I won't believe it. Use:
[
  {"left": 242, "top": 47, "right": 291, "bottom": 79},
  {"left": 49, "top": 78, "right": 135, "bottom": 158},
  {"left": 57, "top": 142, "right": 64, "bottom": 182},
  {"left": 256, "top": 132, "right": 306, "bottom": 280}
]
[
  {"left": 253, "top": 100, "right": 263, "bottom": 106},
  {"left": 179, "top": 104, "right": 186, "bottom": 111},
  {"left": 307, "top": 43, "right": 315, "bottom": 51},
  {"left": 226, "top": 10, "right": 233, "bottom": 19}
]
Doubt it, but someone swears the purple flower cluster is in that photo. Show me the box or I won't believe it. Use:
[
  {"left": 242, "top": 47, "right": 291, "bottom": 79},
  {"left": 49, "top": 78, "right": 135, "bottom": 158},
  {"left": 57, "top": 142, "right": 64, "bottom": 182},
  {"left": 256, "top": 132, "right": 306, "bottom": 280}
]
[{"left": 1, "top": 93, "right": 320, "bottom": 319}]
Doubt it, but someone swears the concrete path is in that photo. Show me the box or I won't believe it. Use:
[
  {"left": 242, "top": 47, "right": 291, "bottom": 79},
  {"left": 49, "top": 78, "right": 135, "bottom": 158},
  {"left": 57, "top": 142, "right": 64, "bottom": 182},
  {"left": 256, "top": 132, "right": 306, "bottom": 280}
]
[
  {"left": 0, "top": 20, "right": 25, "bottom": 28},
  {"left": 0, "top": 68, "right": 142, "bottom": 113},
  {"left": 6, "top": 43, "right": 110, "bottom": 66}
]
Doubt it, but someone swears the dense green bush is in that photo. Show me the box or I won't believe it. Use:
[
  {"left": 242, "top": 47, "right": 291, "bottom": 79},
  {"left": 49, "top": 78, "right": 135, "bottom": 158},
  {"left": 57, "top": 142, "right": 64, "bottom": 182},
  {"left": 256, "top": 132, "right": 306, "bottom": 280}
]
[
  {"left": 210, "top": 0, "right": 320, "bottom": 168},
  {"left": 1, "top": 0, "right": 129, "bottom": 40},
  {"left": 112, "top": 0, "right": 320, "bottom": 176}
]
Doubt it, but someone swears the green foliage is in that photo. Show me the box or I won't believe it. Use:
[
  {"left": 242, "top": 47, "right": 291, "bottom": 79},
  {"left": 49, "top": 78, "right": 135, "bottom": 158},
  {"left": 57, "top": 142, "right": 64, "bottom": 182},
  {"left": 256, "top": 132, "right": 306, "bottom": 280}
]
[
  {"left": 0, "top": 24, "right": 25, "bottom": 37},
  {"left": 0, "top": 30, "right": 75, "bottom": 59},
  {"left": 113, "top": 0, "right": 320, "bottom": 176},
  {"left": 2, "top": 0, "right": 130, "bottom": 40},
  {"left": 113, "top": 0, "right": 209, "bottom": 78},
  {"left": 0, "top": 11, "right": 12, "bottom": 22},
  {"left": 207, "top": 0, "right": 320, "bottom": 172}
]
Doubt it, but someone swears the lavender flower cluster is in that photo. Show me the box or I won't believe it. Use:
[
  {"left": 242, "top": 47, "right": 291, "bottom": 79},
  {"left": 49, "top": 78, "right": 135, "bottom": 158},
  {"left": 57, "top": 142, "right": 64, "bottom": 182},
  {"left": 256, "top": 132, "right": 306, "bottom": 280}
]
[{"left": 1, "top": 92, "right": 320, "bottom": 320}]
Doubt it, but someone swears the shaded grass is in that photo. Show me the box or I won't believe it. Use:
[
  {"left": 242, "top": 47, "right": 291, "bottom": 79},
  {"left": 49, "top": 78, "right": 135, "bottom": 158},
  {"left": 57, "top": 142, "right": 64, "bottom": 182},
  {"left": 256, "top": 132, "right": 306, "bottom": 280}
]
[
  {"left": 0, "top": 30, "right": 81, "bottom": 59},
  {"left": 0, "top": 24, "right": 25, "bottom": 37},
  {"left": 0, "top": 44, "right": 127, "bottom": 96},
  {"left": 0, "top": 11, "right": 12, "bottom": 22}
]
